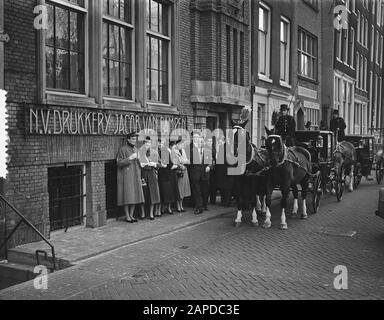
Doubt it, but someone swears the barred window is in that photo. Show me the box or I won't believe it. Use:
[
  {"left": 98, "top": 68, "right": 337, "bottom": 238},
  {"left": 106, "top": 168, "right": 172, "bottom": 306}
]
[
  {"left": 102, "top": 0, "right": 133, "bottom": 99},
  {"left": 46, "top": 0, "right": 85, "bottom": 93}
]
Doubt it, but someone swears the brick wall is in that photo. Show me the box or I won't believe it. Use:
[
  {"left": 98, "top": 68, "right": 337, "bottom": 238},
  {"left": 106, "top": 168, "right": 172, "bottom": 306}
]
[{"left": 2, "top": 0, "right": 194, "bottom": 246}]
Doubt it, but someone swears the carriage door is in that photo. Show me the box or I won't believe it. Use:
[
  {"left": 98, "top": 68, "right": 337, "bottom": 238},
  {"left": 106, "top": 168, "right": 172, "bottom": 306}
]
[{"left": 48, "top": 165, "right": 86, "bottom": 232}]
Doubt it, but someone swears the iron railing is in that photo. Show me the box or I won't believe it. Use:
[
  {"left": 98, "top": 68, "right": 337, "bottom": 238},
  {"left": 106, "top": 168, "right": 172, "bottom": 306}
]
[{"left": 0, "top": 194, "right": 56, "bottom": 271}]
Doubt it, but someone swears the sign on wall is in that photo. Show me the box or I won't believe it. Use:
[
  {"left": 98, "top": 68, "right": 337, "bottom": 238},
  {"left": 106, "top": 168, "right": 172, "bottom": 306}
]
[{"left": 27, "top": 106, "right": 187, "bottom": 136}]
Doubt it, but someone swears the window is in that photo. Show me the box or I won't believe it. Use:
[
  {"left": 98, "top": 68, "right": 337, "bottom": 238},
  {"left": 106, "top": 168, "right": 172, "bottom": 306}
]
[
  {"left": 280, "top": 17, "right": 290, "bottom": 83},
  {"left": 48, "top": 165, "right": 86, "bottom": 232},
  {"left": 364, "top": 57, "right": 367, "bottom": 91},
  {"left": 371, "top": 26, "right": 375, "bottom": 62},
  {"left": 46, "top": 0, "right": 86, "bottom": 93},
  {"left": 335, "top": 76, "right": 341, "bottom": 111},
  {"left": 356, "top": 52, "right": 360, "bottom": 88},
  {"left": 335, "top": 28, "right": 342, "bottom": 60},
  {"left": 146, "top": 0, "right": 170, "bottom": 104},
  {"left": 365, "top": 18, "right": 368, "bottom": 47},
  {"left": 240, "top": 31, "right": 245, "bottom": 86},
  {"left": 376, "top": 30, "right": 380, "bottom": 64},
  {"left": 234, "top": 29, "right": 238, "bottom": 85},
  {"left": 298, "top": 29, "right": 318, "bottom": 81},
  {"left": 349, "top": 27, "right": 355, "bottom": 66},
  {"left": 103, "top": 0, "right": 133, "bottom": 99},
  {"left": 258, "top": 3, "right": 271, "bottom": 78},
  {"left": 226, "top": 26, "right": 231, "bottom": 83},
  {"left": 357, "top": 11, "right": 360, "bottom": 43},
  {"left": 381, "top": 35, "right": 383, "bottom": 68},
  {"left": 342, "top": 25, "right": 348, "bottom": 62}
]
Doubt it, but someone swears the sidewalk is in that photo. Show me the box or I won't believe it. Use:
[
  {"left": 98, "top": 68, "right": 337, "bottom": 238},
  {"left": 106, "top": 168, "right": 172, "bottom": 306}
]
[
  {"left": 7, "top": 191, "right": 282, "bottom": 267},
  {"left": 9, "top": 205, "right": 235, "bottom": 266}
]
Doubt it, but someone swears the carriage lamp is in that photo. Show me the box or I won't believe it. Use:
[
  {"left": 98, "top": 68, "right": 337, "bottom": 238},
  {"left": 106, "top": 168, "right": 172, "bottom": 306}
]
[
  {"left": 358, "top": 139, "right": 364, "bottom": 149},
  {"left": 316, "top": 136, "right": 323, "bottom": 148}
]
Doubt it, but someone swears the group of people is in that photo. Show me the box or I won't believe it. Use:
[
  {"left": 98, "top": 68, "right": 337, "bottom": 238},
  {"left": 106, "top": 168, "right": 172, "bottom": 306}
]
[
  {"left": 273, "top": 104, "right": 347, "bottom": 146},
  {"left": 117, "top": 104, "right": 347, "bottom": 223},
  {"left": 116, "top": 131, "right": 235, "bottom": 223}
]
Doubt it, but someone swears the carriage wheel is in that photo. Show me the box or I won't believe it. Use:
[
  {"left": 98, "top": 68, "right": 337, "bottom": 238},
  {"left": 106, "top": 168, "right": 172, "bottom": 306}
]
[
  {"left": 376, "top": 159, "right": 384, "bottom": 184},
  {"left": 353, "top": 163, "right": 362, "bottom": 189},
  {"left": 312, "top": 172, "right": 322, "bottom": 213}
]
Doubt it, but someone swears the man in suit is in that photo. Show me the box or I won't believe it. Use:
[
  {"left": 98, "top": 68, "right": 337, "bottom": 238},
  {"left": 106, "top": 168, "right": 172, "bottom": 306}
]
[
  {"left": 188, "top": 131, "right": 211, "bottom": 215},
  {"left": 275, "top": 104, "right": 296, "bottom": 147},
  {"left": 330, "top": 109, "right": 347, "bottom": 142}
]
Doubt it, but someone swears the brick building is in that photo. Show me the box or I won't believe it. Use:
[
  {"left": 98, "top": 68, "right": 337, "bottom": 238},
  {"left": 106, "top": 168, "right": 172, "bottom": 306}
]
[
  {"left": 0, "top": 0, "right": 251, "bottom": 247},
  {"left": 321, "top": 0, "right": 384, "bottom": 137},
  {"left": 251, "top": 0, "right": 323, "bottom": 146},
  {"left": 190, "top": 0, "right": 251, "bottom": 132}
]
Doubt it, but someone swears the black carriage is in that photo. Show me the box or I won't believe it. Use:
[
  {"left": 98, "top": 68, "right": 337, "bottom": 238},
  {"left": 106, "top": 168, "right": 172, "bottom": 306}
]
[
  {"left": 376, "top": 149, "right": 384, "bottom": 184},
  {"left": 295, "top": 130, "right": 336, "bottom": 212},
  {"left": 344, "top": 135, "right": 375, "bottom": 188}
]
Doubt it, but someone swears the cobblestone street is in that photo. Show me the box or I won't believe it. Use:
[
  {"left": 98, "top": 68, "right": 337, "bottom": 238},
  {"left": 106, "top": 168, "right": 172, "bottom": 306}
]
[{"left": 1, "top": 179, "right": 384, "bottom": 300}]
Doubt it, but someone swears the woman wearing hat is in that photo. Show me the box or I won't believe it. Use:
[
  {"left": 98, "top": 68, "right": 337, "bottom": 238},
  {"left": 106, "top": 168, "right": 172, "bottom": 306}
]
[
  {"left": 172, "top": 137, "right": 192, "bottom": 212},
  {"left": 117, "top": 132, "right": 145, "bottom": 223},
  {"left": 158, "top": 139, "right": 180, "bottom": 215},
  {"left": 139, "top": 137, "right": 161, "bottom": 220}
]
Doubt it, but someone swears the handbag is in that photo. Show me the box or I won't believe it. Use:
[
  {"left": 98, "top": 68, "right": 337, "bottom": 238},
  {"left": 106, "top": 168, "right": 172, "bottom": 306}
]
[{"left": 177, "top": 169, "right": 184, "bottom": 178}]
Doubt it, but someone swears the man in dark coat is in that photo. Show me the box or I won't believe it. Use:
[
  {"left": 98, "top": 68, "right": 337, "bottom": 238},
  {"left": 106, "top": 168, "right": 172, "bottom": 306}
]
[
  {"left": 330, "top": 109, "right": 346, "bottom": 142},
  {"left": 188, "top": 131, "right": 211, "bottom": 215},
  {"left": 275, "top": 104, "right": 296, "bottom": 147}
]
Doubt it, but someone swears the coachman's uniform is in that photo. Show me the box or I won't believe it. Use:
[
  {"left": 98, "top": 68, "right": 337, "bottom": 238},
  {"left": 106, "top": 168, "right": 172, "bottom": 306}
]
[
  {"left": 330, "top": 117, "right": 346, "bottom": 142},
  {"left": 275, "top": 115, "right": 296, "bottom": 147}
]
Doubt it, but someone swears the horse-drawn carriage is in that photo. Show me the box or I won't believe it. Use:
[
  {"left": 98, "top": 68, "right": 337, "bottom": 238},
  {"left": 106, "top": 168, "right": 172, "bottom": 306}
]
[
  {"left": 295, "top": 130, "right": 335, "bottom": 211},
  {"left": 344, "top": 135, "right": 375, "bottom": 188}
]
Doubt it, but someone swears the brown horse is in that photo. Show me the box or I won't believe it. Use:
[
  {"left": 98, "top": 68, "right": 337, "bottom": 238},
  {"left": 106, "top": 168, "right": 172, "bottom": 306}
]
[
  {"left": 264, "top": 135, "right": 312, "bottom": 230},
  {"left": 332, "top": 141, "right": 357, "bottom": 194}
]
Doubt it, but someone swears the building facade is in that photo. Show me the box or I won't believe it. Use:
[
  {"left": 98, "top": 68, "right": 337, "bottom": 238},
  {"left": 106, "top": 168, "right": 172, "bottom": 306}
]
[
  {"left": 251, "top": 0, "right": 323, "bottom": 146},
  {"left": 1, "top": 0, "right": 251, "bottom": 246}
]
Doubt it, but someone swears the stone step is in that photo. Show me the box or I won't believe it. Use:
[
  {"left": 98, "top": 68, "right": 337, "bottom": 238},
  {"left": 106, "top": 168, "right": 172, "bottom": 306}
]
[{"left": 0, "top": 262, "right": 36, "bottom": 290}]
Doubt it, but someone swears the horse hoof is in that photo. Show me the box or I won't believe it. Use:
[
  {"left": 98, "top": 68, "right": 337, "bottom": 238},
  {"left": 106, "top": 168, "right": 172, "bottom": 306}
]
[
  {"left": 280, "top": 224, "right": 288, "bottom": 230},
  {"left": 252, "top": 222, "right": 259, "bottom": 228},
  {"left": 263, "top": 222, "right": 271, "bottom": 229},
  {"left": 301, "top": 215, "right": 308, "bottom": 220},
  {"left": 235, "top": 222, "right": 242, "bottom": 228}
]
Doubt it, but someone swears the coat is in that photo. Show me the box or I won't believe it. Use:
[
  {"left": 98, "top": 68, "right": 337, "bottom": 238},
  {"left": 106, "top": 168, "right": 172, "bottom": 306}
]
[
  {"left": 117, "top": 144, "right": 145, "bottom": 206},
  {"left": 188, "top": 143, "right": 210, "bottom": 182},
  {"left": 275, "top": 115, "right": 296, "bottom": 146},
  {"left": 215, "top": 143, "right": 235, "bottom": 190},
  {"left": 158, "top": 147, "right": 180, "bottom": 203},
  {"left": 140, "top": 148, "right": 161, "bottom": 205},
  {"left": 330, "top": 117, "right": 346, "bottom": 142}
]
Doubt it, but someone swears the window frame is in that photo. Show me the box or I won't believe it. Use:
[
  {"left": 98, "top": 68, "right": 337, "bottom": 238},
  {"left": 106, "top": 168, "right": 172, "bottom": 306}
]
[
  {"left": 280, "top": 16, "right": 291, "bottom": 85},
  {"left": 45, "top": 0, "right": 89, "bottom": 96},
  {"left": 102, "top": 0, "right": 135, "bottom": 101},
  {"left": 145, "top": 0, "right": 172, "bottom": 105},
  {"left": 298, "top": 28, "right": 318, "bottom": 82},
  {"left": 258, "top": 2, "right": 271, "bottom": 81}
]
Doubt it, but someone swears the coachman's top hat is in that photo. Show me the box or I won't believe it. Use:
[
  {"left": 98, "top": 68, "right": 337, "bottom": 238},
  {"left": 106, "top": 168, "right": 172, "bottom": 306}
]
[{"left": 280, "top": 104, "right": 289, "bottom": 112}]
